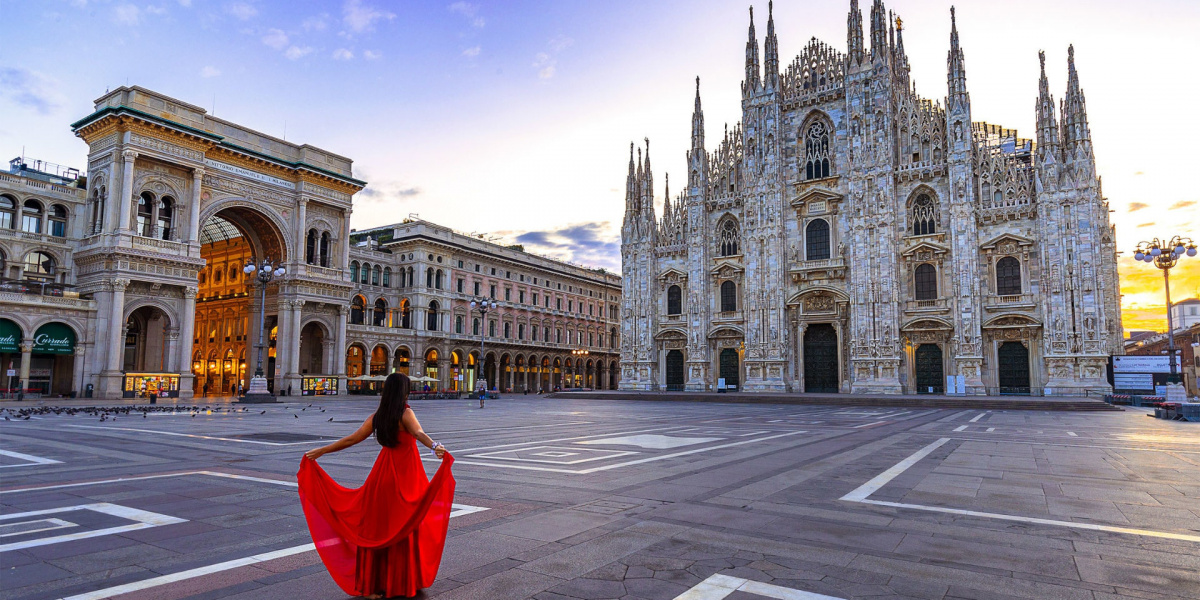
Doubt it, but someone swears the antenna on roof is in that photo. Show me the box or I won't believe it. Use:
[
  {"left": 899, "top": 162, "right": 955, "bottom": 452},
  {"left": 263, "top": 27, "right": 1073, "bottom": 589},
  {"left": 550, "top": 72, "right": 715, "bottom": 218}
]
[{"left": 283, "top": 120, "right": 287, "bottom": 141}]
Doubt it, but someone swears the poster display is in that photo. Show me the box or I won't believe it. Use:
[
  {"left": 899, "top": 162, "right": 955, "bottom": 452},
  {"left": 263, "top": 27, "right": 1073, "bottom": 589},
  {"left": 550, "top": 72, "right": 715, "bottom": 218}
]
[{"left": 302, "top": 376, "right": 340, "bottom": 396}]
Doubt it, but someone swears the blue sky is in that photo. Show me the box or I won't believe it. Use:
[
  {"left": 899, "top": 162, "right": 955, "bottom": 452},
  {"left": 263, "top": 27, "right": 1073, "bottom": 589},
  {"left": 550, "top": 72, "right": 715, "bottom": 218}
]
[{"left": 2, "top": 0, "right": 1198, "bottom": 324}]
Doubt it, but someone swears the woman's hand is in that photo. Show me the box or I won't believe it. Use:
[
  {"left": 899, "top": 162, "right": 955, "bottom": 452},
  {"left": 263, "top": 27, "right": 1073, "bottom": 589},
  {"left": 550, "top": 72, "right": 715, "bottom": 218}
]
[
  {"left": 434, "top": 443, "right": 446, "bottom": 459},
  {"left": 304, "top": 447, "right": 326, "bottom": 461}
]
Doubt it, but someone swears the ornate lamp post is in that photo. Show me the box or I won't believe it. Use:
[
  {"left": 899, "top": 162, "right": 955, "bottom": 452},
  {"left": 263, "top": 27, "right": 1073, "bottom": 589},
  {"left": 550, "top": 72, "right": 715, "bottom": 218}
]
[
  {"left": 572, "top": 349, "right": 589, "bottom": 389},
  {"left": 470, "top": 298, "right": 497, "bottom": 407},
  {"left": 1133, "top": 236, "right": 1196, "bottom": 385},
  {"left": 241, "top": 258, "right": 285, "bottom": 403}
]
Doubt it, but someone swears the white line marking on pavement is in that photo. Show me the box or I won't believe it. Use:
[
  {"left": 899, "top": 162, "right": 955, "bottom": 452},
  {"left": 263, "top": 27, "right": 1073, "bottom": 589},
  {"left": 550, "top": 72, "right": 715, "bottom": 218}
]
[
  {"left": 1067, "top": 431, "right": 1078, "bottom": 436},
  {"left": 841, "top": 438, "right": 1200, "bottom": 543},
  {"left": 968, "top": 411, "right": 989, "bottom": 423},
  {"left": 0, "top": 449, "right": 63, "bottom": 467},
  {"left": 672, "top": 573, "right": 846, "bottom": 600},
  {"left": 852, "top": 421, "right": 888, "bottom": 429},
  {"left": 952, "top": 425, "right": 968, "bottom": 432},
  {"left": 0, "top": 503, "right": 187, "bottom": 552},
  {"left": 62, "top": 424, "right": 335, "bottom": 446},
  {"left": 986, "top": 427, "right": 995, "bottom": 433},
  {"left": 0, "top": 517, "right": 76, "bottom": 538}
]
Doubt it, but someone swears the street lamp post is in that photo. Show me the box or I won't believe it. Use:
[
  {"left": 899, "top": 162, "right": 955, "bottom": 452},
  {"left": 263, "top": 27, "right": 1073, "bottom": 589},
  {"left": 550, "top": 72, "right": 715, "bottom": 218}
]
[
  {"left": 1133, "top": 236, "right": 1196, "bottom": 387},
  {"left": 572, "top": 349, "right": 589, "bottom": 389},
  {"left": 241, "top": 258, "right": 286, "bottom": 403},
  {"left": 470, "top": 298, "right": 497, "bottom": 407}
]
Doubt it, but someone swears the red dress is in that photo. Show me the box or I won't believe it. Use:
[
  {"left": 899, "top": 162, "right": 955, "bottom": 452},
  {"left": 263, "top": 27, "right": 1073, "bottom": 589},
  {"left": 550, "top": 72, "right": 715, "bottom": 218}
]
[{"left": 298, "top": 432, "right": 455, "bottom": 598}]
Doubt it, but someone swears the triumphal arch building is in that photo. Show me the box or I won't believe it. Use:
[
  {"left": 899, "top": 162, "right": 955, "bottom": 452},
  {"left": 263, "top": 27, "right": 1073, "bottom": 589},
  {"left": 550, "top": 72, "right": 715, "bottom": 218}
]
[{"left": 71, "top": 86, "right": 362, "bottom": 399}]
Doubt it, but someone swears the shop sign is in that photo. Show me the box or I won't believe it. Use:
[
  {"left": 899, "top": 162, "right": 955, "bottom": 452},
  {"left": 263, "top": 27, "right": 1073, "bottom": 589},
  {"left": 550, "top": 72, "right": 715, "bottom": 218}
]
[
  {"left": 0, "top": 319, "right": 20, "bottom": 353},
  {"left": 33, "top": 323, "right": 76, "bottom": 355}
]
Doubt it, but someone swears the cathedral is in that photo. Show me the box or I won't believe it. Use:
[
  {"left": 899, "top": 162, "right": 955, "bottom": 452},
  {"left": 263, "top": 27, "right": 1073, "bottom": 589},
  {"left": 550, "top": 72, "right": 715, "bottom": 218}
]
[{"left": 619, "top": 1, "right": 1123, "bottom": 395}]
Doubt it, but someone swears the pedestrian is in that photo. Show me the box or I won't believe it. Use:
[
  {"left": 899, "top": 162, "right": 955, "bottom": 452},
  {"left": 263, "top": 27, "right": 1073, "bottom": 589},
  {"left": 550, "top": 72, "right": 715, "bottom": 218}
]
[{"left": 299, "top": 373, "right": 454, "bottom": 599}]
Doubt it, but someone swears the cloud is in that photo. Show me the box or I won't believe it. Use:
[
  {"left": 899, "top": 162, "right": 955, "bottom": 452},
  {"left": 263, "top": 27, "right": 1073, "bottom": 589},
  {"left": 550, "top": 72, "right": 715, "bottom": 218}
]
[
  {"left": 1128, "top": 202, "right": 1149, "bottom": 212},
  {"left": 533, "top": 53, "right": 555, "bottom": 79},
  {"left": 502, "top": 222, "right": 620, "bottom": 270},
  {"left": 145, "top": 5, "right": 167, "bottom": 15},
  {"left": 178, "top": 0, "right": 192, "bottom": 6},
  {"left": 1169, "top": 200, "right": 1196, "bottom": 210},
  {"left": 0, "top": 68, "right": 66, "bottom": 115},
  {"left": 227, "top": 2, "right": 258, "bottom": 20},
  {"left": 285, "top": 45, "right": 313, "bottom": 60},
  {"left": 302, "top": 14, "right": 330, "bottom": 31},
  {"left": 199, "top": 65, "right": 221, "bottom": 78},
  {"left": 1137, "top": 222, "right": 1156, "bottom": 228},
  {"left": 448, "top": 2, "right": 484, "bottom": 27},
  {"left": 363, "top": 49, "right": 381, "bottom": 60},
  {"left": 548, "top": 35, "right": 573, "bottom": 52},
  {"left": 343, "top": 0, "right": 394, "bottom": 33},
  {"left": 462, "top": 46, "right": 480, "bottom": 57},
  {"left": 358, "top": 182, "right": 421, "bottom": 203},
  {"left": 113, "top": 3, "right": 141, "bottom": 25},
  {"left": 261, "top": 28, "right": 289, "bottom": 50},
  {"left": 332, "top": 48, "right": 354, "bottom": 60}
]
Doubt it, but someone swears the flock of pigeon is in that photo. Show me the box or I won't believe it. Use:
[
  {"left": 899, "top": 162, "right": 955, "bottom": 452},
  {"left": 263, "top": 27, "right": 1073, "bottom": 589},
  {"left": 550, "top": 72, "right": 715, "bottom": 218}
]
[{"left": 0, "top": 403, "right": 331, "bottom": 421}]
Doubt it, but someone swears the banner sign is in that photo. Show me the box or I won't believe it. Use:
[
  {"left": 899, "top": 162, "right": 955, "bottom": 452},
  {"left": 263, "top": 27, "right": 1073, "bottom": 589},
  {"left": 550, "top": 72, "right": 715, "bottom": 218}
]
[
  {"left": 33, "top": 323, "right": 75, "bottom": 355},
  {"left": 204, "top": 158, "right": 297, "bottom": 190},
  {"left": 1112, "top": 355, "right": 1180, "bottom": 373},
  {"left": 0, "top": 319, "right": 20, "bottom": 353}
]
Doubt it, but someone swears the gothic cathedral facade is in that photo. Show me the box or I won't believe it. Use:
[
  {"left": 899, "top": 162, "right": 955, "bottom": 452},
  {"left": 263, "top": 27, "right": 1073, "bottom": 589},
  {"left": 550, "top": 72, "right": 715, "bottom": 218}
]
[{"left": 619, "top": 1, "right": 1122, "bottom": 395}]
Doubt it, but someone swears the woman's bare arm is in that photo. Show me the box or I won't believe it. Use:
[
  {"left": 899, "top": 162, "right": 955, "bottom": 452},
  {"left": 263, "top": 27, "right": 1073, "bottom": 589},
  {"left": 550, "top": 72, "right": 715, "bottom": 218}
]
[
  {"left": 402, "top": 408, "right": 446, "bottom": 458},
  {"left": 305, "top": 415, "right": 374, "bottom": 460}
]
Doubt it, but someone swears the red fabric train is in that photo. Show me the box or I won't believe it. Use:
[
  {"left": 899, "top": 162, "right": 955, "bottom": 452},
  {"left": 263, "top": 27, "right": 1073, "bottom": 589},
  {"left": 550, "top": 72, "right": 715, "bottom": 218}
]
[{"left": 298, "top": 433, "right": 455, "bottom": 598}]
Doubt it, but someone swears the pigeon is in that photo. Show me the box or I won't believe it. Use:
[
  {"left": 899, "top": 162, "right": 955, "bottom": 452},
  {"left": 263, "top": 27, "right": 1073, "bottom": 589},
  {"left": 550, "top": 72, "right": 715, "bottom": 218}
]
[
  {"left": 293, "top": 414, "right": 299, "bottom": 419},
  {"left": 261, "top": 410, "right": 267, "bottom": 414},
  {"left": 143, "top": 413, "right": 147, "bottom": 418},
  {"left": 328, "top": 417, "right": 333, "bottom": 422},
  {"left": 191, "top": 413, "right": 196, "bottom": 418}
]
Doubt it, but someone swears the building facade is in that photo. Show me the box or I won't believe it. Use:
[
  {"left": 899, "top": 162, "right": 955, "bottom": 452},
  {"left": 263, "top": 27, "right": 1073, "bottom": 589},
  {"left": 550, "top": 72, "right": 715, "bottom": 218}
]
[
  {"left": 620, "top": 1, "right": 1123, "bottom": 395},
  {"left": 1170, "top": 298, "right": 1200, "bottom": 331},
  {"left": 3, "top": 86, "right": 362, "bottom": 399},
  {"left": 344, "top": 219, "right": 621, "bottom": 394}
]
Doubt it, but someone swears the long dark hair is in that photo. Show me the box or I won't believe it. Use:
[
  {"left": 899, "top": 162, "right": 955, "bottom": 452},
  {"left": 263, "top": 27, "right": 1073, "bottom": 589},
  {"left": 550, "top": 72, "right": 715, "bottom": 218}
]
[{"left": 373, "top": 373, "right": 410, "bottom": 447}]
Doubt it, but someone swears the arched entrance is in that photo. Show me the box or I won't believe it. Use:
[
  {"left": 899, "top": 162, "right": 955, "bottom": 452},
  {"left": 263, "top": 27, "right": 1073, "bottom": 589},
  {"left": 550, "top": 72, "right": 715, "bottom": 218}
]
[
  {"left": 719, "top": 348, "right": 740, "bottom": 391},
  {"left": 803, "top": 324, "right": 839, "bottom": 393},
  {"left": 298, "top": 322, "right": 326, "bottom": 375},
  {"left": 914, "top": 344, "right": 944, "bottom": 394},
  {"left": 346, "top": 344, "right": 366, "bottom": 393},
  {"left": 998, "top": 342, "right": 1031, "bottom": 395},
  {"left": 665, "top": 350, "right": 685, "bottom": 391},
  {"left": 541, "top": 357, "right": 551, "bottom": 391},
  {"left": 393, "top": 347, "right": 410, "bottom": 375},
  {"left": 610, "top": 360, "right": 618, "bottom": 390},
  {"left": 194, "top": 207, "right": 288, "bottom": 397},
  {"left": 552, "top": 357, "right": 562, "bottom": 390},
  {"left": 423, "top": 348, "right": 440, "bottom": 391},
  {"left": 499, "top": 354, "right": 511, "bottom": 392}
]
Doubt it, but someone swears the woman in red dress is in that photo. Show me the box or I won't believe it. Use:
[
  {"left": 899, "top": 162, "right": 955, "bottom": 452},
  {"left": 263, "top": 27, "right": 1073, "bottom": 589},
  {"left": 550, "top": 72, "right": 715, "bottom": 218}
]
[{"left": 298, "top": 373, "right": 455, "bottom": 599}]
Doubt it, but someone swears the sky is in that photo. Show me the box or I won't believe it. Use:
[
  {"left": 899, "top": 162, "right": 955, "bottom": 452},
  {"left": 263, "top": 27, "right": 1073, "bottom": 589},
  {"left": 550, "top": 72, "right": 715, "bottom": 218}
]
[{"left": 2, "top": 0, "right": 1197, "bottom": 332}]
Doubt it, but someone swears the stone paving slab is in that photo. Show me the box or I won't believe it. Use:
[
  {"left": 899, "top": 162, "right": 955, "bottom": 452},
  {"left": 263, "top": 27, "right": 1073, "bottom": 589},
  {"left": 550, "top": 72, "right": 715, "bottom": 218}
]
[{"left": 1, "top": 397, "right": 1197, "bottom": 600}]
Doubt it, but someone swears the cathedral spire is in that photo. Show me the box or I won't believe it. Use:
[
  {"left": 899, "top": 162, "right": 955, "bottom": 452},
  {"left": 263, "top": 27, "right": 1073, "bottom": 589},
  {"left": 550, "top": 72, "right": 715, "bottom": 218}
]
[
  {"left": 946, "top": 6, "right": 969, "bottom": 113},
  {"left": 1035, "top": 51, "right": 1060, "bottom": 169},
  {"left": 763, "top": 1, "right": 779, "bottom": 90},
  {"left": 894, "top": 13, "right": 910, "bottom": 85},
  {"left": 870, "top": 0, "right": 888, "bottom": 62},
  {"left": 744, "top": 6, "right": 761, "bottom": 95},
  {"left": 1060, "top": 45, "right": 1092, "bottom": 153},
  {"left": 662, "top": 173, "right": 672, "bottom": 229},
  {"left": 847, "top": 0, "right": 864, "bottom": 66}
]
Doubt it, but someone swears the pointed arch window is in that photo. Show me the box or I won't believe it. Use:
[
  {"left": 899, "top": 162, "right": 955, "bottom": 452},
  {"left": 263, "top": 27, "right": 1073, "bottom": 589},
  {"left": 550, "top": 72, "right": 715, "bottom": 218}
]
[
  {"left": 914, "top": 263, "right": 938, "bottom": 300},
  {"left": 996, "top": 256, "right": 1022, "bottom": 296},
  {"left": 718, "top": 219, "right": 740, "bottom": 257},
  {"left": 910, "top": 193, "right": 938, "bottom": 236},
  {"left": 805, "top": 219, "right": 830, "bottom": 260},
  {"left": 803, "top": 120, "right": 832, "bottom": 180},
  {"left": 667, "top": 285, "right": 682, "bottom": 315}
]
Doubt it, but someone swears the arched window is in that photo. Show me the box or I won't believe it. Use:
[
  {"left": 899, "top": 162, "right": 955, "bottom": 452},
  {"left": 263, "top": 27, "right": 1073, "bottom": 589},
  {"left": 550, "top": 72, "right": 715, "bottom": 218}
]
[
  {"left": 805, "top": 219, "right": 830, "bottom": 260},
  {"left": 803, "top": 120, "right": 832, "bottom": 180},
  {"left": 718, "top": 219, "right": 740, "bottom": 257},
  {"left": 306, "top": 230, "right": 317, "bottom": 264},
  {"left": 24, "top": 251, "right": 55, "bottom": 280},
  {"left": 382, "top": 267, "right": 391, "bottom": 287},
  {"left": 427, "top": 301, "right": 439, "bottom": 331},
  {"left": 350, "top": 261, "right": 360, "bottom": 282},
  {"left": 407, "top": 266, "right": 414, "bottom": 288},
  {"left": 350, "top": 296, "right": 365, "bottom": 325},
  {"left": 22, "top": 199, "right": 44, "bottom": 234},
  {"left": 504, "top": 322, "right": 511, "bottom": 338},
  {"left": 426, "top": 267, "right": 434, "bottom": 288},
  {"left": 0, "top": 195, "right": 16, "bottom": 229},
  {"left": 360, "top": 263, "right": 371, "bottom": 284},
  {"left": 319, "top": 231, "right": 330, "bottom": 267},
  {"left": 518, "top": 323, "right": 525, "bottom": 339},
  {"left": 157, "top": 197, "right": 173, "bottom": 239},
  {"left": 720, "top": 280, "right": 737, "bottom": 312},
  {"left": 996, "top": 256, "right": 1022, "bottom": 296},
  {"left": 456, "top": 315, "right": 464, "bottom": 334},
  {"left": 914, "top": 263, "right": 937, "bottom": 300},
  {"left": 473, "top": 318, "right": 480, "bottom": 335},
  {"left": 89, "top": 185, "right": 106, "bottom": 234},
  {"left": 49, "top": 205, "right": 68, "bottom": 237},
  {"left": 490, "top": 321, "right": 497, "bottom": 337},
  {"left": 136, "top": 193, "right": 153, "bottom": 236},
  {"left": 399, "top": 299, "right": 412, "bottom": 328},
  {"left": 372, "top": 265, "right": 381, "bottom": 286},
  {"left": 910, "top": 193, "right": 938, "bottom": 236},
  {"left": 435, "top": 269, "right": 444, "bottom": 289},
  {"left": 373, "top": 298, "right": 388, "bottom": 326},
  {"left": 667, "top": 285, "right": 682, "bottom": 315}
]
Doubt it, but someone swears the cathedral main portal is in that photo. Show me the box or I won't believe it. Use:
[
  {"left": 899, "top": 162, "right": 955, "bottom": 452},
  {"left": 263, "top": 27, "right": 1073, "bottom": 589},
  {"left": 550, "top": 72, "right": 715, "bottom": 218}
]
[{"left": 803, "top": 324, "right": 839, "bottom": 393}]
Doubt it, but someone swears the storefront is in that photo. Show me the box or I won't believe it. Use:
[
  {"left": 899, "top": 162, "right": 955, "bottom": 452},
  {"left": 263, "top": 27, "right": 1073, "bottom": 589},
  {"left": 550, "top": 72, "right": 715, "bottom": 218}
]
[
  {"left": 124, "top": 373, "right": 181, "bottom": 398},
  {"left": 301, "top": 376, "right": 340, "bottom": 396},
  {"left": 1, "top": 319, "right": 21, "bottom": 395},
  {"left": 31, "top": 323, "right": 76, "bottom": 396}
]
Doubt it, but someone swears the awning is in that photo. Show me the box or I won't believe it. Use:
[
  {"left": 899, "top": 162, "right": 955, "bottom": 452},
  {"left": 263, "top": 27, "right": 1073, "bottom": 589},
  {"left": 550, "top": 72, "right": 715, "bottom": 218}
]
[
  {"left": 33, "top": 323, "right": 75, "bottom": 354},
  {"left": 0, "top": 319, "right": 22, "bottom": 353}
]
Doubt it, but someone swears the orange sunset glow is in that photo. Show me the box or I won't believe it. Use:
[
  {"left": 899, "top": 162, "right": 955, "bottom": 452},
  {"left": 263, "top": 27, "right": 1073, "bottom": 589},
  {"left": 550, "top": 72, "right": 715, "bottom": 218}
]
[{"left": 1120, "top": 254, "right": 1200, "bottom": 333}]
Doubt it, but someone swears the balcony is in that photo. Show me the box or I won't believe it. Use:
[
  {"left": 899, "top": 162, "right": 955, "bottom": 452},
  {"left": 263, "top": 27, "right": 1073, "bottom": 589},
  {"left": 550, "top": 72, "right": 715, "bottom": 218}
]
[
  {"left": 714, "top": 310, "right": 743, "bottom": 324},
  {"left": 0, "top": 279, "right": 94, "bottom": 311},
  {"left": 788, "top": 257, "right": 846, "bottom": 283},
  {"left": 984, "top": 293, "right": 1036, "bottom": 311},
  {"left": 904, "top": 298, "right": 949, "bottom": 314},
  {"left": 130, "top": 234, "right": 188, "bottom": 255}
]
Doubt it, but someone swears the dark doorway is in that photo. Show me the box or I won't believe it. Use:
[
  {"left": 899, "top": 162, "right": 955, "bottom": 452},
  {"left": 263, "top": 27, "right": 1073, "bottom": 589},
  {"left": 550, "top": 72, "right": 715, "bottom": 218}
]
[
  {"left": 719, "top": 348, "right": 739, "bottom": 390},
  {"left": 665, "top": 350, "right": 685, "bottom": 391},
  {"left": 997, "top": 341, "right": 1031, "bottom": 395},
  {"left": 803, "top": 324, "right": 839, "bottom": 393},
  {"left": 914, "top": 344, "right": 944, "bottom": 394}
]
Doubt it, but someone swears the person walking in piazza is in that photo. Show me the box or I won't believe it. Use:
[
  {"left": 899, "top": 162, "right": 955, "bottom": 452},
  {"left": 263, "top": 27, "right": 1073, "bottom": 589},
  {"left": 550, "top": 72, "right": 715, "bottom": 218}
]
[{"left": 298, "top": 373, "right": 454, "bottom": 598}]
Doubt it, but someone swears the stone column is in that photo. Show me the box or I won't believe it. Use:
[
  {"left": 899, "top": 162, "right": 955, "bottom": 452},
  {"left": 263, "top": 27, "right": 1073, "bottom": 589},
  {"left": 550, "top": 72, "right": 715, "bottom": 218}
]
[
  {"left": 187, "top": 168, "right": 204, "bottom": 243},
  {"left": 165, "top": 328, "right": 180, "bottom": 373},
  {"left": 103, "top": 279, "right": 129, "bottom": 398},
  {"left": 296, "top": 199, "right": 308, "bottom": 267},
  {"left": 283, "top": 299, "right": 305, "bottom": 395},
  {"left": 178, "top": 286, "right": 197, "bottom": 399},
  {"left": 335, "top": 306, "right": 348, "bottom": 392},
  {"left": 341, "top": 210, "right": 352, "bottom": 274},
  {"left": 72, "top": 345, "right": 86, "bottom": 397},
  {"left": 117, "top": 150, "right": 138, "bottom": 233},
  {"left": 322, "top": 339, "right": 336, "bottom": 376},
  {"left": 17, "top": 341, "right": 32, "bottom": 399}
]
